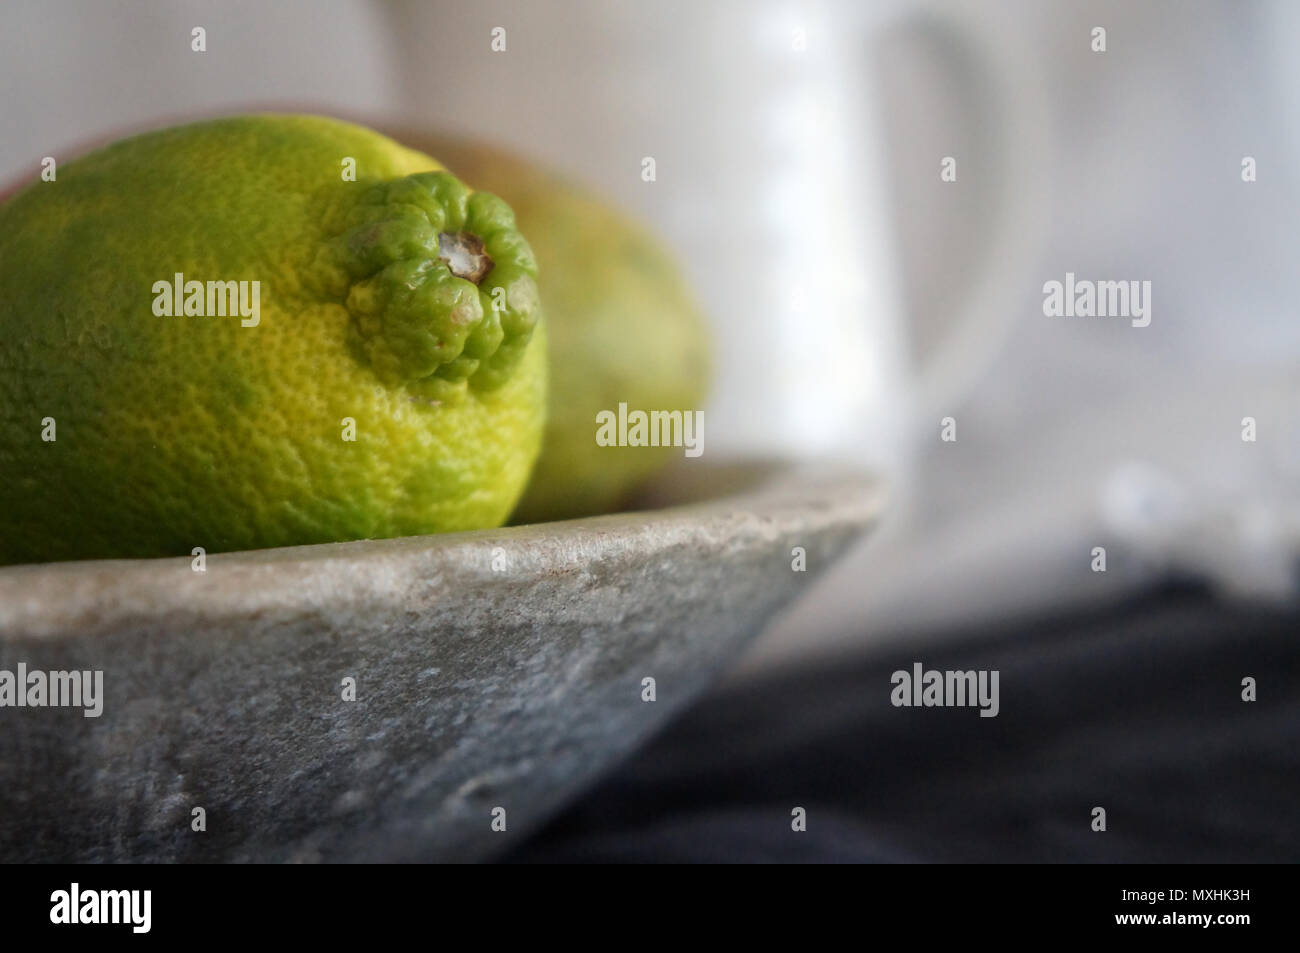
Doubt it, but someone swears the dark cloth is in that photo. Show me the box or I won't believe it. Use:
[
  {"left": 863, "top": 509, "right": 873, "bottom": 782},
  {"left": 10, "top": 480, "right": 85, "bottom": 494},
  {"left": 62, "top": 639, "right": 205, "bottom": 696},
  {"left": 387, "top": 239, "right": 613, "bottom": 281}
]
[{"left": 503, "top": 585, "right": 1300, "bottom": 863}]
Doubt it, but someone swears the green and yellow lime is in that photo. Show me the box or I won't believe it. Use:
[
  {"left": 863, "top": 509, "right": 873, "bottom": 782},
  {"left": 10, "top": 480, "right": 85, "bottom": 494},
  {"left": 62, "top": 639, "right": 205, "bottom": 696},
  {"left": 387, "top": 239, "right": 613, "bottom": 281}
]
[
  {"left": 0, "top": 115, "right": 546, "bottom": 564},
  {"left": 407, "top": 134, "right": 711, "bottom": 522}
]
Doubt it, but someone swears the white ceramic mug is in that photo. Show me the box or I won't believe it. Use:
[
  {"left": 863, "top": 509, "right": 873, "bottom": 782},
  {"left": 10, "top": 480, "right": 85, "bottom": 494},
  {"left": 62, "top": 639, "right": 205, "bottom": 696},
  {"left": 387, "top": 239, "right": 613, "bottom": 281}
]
[{"left": 383, "top": 0, "right": 1049, "bottom": 485}]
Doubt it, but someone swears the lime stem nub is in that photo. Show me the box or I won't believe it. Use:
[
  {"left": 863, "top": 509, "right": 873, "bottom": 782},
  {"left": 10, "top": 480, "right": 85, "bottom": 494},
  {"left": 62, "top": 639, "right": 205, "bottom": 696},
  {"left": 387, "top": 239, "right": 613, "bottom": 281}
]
[{"left": 438, "top": 231, "right": 493, "bottom": 284}]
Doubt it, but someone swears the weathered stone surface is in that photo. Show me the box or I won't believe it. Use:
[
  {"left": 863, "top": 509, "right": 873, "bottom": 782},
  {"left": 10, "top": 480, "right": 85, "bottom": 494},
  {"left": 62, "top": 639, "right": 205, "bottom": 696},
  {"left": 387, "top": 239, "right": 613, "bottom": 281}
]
[{"left": 0, "top": 464, "right": 882, "bottom": 862}]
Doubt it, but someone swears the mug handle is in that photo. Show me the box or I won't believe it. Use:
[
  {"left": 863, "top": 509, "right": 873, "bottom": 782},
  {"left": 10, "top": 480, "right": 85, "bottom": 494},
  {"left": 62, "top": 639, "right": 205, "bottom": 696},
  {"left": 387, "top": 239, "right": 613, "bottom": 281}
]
[{"left": 881, "top": 8, "right": 1053, "bottom": 428}]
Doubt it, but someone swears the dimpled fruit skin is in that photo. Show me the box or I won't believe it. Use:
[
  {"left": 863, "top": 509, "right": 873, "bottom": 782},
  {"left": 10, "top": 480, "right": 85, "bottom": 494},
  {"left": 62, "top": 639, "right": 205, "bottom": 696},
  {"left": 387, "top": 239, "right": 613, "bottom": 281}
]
[
  {"left": 0, "top": 115, "right": 546, "bottom": 565},
  {"left": 405, "top": 133, "right": 710, "bottom": 523}
]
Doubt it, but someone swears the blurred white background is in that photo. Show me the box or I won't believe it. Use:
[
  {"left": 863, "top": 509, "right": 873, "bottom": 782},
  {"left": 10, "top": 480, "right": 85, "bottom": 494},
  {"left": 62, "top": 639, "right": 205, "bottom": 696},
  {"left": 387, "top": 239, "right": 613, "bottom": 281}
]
[{"left": 4, "top": 0, "right": 1298, "bottom": 670}]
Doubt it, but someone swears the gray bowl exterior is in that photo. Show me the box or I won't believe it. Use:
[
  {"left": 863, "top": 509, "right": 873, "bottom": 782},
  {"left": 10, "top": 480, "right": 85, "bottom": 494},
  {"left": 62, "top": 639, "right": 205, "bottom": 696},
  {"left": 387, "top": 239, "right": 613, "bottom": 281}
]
[{"left": 0, "top": 467, "right": 881, "bottom": 862}]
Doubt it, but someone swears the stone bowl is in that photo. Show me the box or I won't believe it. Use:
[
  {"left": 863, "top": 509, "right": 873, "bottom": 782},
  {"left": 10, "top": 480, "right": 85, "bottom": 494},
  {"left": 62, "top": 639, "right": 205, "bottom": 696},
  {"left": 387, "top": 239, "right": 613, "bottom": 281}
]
[{"left": 0, "top": 462, "right": 882, "bottom": 862}]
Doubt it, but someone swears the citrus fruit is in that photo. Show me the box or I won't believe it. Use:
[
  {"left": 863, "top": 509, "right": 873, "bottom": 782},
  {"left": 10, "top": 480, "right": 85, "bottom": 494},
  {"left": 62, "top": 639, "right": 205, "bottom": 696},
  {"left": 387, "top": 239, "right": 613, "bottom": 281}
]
[
  {"left": 0, "top": 114, "right": 547, "bottom": 565},
  {"left": 401, "top": 133, "right": 711, "bottom": 522}
]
